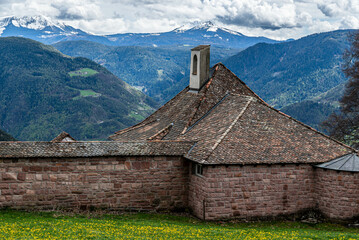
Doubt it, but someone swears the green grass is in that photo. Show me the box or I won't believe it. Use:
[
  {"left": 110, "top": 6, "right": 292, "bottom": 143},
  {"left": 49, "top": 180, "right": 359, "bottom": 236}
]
[
  {"left": 77, "top": 89, "right": 100, "bottom": 97},
  {"left": 69, "top": 68, "right": 98, "bottom": 77},
  {"left": 0, "top": 210, "right": 359, "bottom": 239},
  {"left": 129, "top": 111, "right": 145, "bottom": 121},
  {"left": 67, "top": 86, "right": 101, "bottom": 100}
]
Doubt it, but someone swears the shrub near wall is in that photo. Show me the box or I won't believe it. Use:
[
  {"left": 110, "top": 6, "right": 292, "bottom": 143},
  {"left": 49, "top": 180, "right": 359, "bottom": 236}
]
[
  {"left": 0, "top": 156, "right": 189, "bottom": 211},
  {"left": 191, "top": 164, "right": 315, "bottom": 220}
]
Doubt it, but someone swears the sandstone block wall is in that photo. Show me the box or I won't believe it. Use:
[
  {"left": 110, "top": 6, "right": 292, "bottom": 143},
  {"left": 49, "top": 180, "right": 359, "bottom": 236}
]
[
  {"left": 190, "top": 164, "right": 315, "bottom": 220},
  {"left": 315, "top": 168, "right": 359, "bottom": 219},
  {"left": 0, "top": 156, "right": 189, "bottom": 211},
  {"left": 3, "top": 155, "right": 359, "bottom": 221},
  {"left": 188, "top": 163, "right": 207, "bottom": 219}
]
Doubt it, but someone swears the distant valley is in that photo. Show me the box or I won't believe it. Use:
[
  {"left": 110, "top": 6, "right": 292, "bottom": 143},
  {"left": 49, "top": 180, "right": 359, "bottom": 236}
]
[
  {"left": 55, "top": 30, "right": 352, "bottom": 131},
  {"left": 0, "top": 15, "right": 354, "bottom": 138},
  {"left": 0, "top": 37, "right": 157, "bottom": 141},
  {"left": 53, "top": 42, "right": 240, "bottom": 103}
]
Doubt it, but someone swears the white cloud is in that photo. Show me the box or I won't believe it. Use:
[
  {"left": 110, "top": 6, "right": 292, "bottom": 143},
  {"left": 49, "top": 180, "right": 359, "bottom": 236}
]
[
  {"left": 317, "top": 3, "right": 339, "bottom": 17},
  {"left": 341, "top": 16, "right": 359, "bottom": 29},
  {"left": 0, "top": 0, "right": 358, "bottom": 39},
  {"left": 52, "top": 0, "right": 101, "bottom": 20}
]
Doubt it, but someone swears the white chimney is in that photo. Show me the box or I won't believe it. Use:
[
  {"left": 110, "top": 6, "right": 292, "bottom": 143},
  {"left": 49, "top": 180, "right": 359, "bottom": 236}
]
[{"left": 189, "top": 45, "right": 210, "bottom": 91}]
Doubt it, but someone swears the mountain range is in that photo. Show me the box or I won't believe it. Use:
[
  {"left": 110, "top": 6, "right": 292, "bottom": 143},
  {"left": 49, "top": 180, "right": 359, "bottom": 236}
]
[
  {"left": 0, "top": 16, "right": 112, "bottom": 45},
  {"left": 0, "top": 16, "right": 279, "bottom": 48},
  {"left": 0, "top": 15, "right": 354, "bottom": 136},
  {"left": 53, "top": 42, "right": 240, "bottom": 103},
  {"left": 105, "top": 21, "right": 279, "bottom": 49},
  {"left": 0, "top": 37, "right": 157, "bottom": 141},
  {"left": 223, "top": 29, "right": 352, "bottom": 130}
]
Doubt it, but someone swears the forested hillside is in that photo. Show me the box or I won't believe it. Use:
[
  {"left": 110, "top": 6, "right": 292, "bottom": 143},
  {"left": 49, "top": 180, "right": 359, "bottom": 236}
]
[
  {"left": 54, "top": 41, "right": 239, "bottom": 103},
  {"left": 0, "top": 37, "right": 158, "bottom": 141},
  {"left": 224, "top": 30, "right": 351, "bottom": 108},
  {"left": 223, "top": 30, "right": 352, "bottom": 129},
  {"left": 0, "top": 129, "right": 16, "bottom": 141}
]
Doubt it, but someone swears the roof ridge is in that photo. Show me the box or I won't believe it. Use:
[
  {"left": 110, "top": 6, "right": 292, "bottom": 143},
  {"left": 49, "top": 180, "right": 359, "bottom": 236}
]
[
  {"left": 110, "top": 119, "right": 158, "bottom": 138},
  {"left": 205, "top": 97, "right": 253, "bottom": 161},
  {"left": 215, "top": 63, "right": 267, "bottom": 103},
  {"left": 322, "top": 154, "right": 351, "bottom": 168},
  {"left": 255, "top": 99, "right": 357, "bottom": 152},
  {"left": 147, "top": 123, "right": 173, "bottom": 140},
  {"left": 109, "top": 86, "right": 191, "bottom": 140},
  {"left": 181, "top": 65, "right": 220, "bottom": 134},
  {"left": 183, "top": 92, "right": 230, "bottom": 134},
  {"left": 51, "top": 131, "right": 76, "bottom": 142}
]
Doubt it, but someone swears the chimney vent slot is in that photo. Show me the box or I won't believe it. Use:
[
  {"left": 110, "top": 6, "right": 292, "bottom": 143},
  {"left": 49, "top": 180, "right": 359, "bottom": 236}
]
[{"left": 192, "top": 54, "right": 198, "bottom": 75}]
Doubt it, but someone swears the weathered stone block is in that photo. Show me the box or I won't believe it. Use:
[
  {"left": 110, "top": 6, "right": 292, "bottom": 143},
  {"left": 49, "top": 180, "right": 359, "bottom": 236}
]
[
  {"left": 3, "top": 173, "right": 17, "bottom": 181},
  {"left": 17, "top": 173, "right": 26, "bottom": 181}
]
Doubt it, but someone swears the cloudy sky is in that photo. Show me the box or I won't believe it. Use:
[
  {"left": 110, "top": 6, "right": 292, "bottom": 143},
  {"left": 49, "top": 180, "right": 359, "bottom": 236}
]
[{"left": 0, "top": 0, "right": 358, "bottom": 40}]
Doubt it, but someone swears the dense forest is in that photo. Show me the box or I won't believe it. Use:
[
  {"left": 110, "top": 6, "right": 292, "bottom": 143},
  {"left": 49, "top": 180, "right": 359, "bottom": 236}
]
[
  {"left": 0, "top": 37, "right": 158, "bottom": 141},
  {"left": 0, "top": 129, "right": 16, "bottom": 141},
  {"left": 54, "top": 41, "right": 240, "bottom": 103}
]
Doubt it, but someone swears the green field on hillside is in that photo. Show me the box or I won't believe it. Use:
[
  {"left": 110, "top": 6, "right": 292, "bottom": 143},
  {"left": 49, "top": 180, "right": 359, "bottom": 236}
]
[
  {"left": 0, "top": 37, "right": 158, "bottom": 141},
  {"left": 0, "top": 210, "right": 358, "bottom": 239},
  {"left": 69, "top": 68, "right": 98, "bottom": 77}
]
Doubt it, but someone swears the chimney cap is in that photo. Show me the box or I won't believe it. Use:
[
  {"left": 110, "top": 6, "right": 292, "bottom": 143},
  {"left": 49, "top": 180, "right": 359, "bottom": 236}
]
[{"left": 191, "top": 45, "right": 210, "bottom": 51}]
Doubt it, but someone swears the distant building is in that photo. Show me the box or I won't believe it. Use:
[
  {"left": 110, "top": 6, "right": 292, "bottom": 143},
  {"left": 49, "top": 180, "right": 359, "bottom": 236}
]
[{"left": 0, "top": 45, "right": 358, "bottom": 221}]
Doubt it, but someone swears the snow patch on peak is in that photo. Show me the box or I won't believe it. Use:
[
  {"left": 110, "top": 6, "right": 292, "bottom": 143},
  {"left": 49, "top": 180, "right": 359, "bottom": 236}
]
[
  {"left": 0, "top": 15, "right": 66, "bottom": 31},
  {"left": 221, "top": 28, "right": 244, "bottom": 36},
  {"left": 11, "top": 20, "right": 20, "bottom": 27},
  {"left": 173, "top": 20, "right": 244, "bottom": 36},
  {"left": 174, "top": 21, "right": 217, "bottom": 32},
  {"left": 206, "top": 26, "right": 218, "bottom": 32}
]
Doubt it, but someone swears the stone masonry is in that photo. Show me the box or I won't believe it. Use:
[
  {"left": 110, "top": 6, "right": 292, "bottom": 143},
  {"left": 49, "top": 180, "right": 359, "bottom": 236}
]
[
  {"left": 189, "top": 164, "right": 315, "bottom": 220},
  {"left": 0, "top": 156, "right": 189, "bottom": 211},
  {"left": 315, "top": 168, "right": 359, "bottom": 219}
]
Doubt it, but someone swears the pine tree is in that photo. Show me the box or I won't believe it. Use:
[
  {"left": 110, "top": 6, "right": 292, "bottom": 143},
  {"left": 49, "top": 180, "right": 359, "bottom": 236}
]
[{"left": 322, "top": 30, "right": 359, "bottom": 148}]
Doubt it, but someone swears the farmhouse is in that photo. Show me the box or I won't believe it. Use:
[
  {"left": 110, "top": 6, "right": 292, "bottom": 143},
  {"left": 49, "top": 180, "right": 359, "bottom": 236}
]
[{"left": 0, "top": 45, "right": 358, "bottom": 221}]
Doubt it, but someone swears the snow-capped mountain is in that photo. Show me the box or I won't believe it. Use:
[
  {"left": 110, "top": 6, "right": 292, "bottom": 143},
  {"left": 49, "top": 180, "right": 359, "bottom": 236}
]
[
  {"left": 0, "top": 15, "right": 111, "bottom": 45},
  {"left": 173, "top": 21, "right": 243, "bottom": 36},
  {"left": 106, "top": 21, "right": 279, "bottom": 49},
  {"left": 0, "top": 15, "right": 65, "bottom": 31},
  {"left": 0, "top": 16, "right": 279, "bottom": 49}
]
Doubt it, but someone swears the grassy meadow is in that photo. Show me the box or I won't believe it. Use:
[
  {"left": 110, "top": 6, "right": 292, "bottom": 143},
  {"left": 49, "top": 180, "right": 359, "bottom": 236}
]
[
  {"left": 0, "top": 210, "right": 358, "bottom": 239},
  {"left": 69, "top": 68, "right": 99, "bottom": 77}
]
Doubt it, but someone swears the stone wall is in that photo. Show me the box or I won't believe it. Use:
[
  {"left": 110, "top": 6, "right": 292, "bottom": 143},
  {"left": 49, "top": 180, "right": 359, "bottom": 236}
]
[
  {"left": 188, "top": 163, "right": 207, "bottom": 219},
  {"left": 3, "top": 156, "right": 359, "bottom": 221},
  {"left": 315, "top": 168, "right": 359, "bottom": 219},
  {"left": 0, "top": 156, "right": 189, "bottom": 211},
  {"left": 190, "top": 164, "right": 315, "bottom": 220}
]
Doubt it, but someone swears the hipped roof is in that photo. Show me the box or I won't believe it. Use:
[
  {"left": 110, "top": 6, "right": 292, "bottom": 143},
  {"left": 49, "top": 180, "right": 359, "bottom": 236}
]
[{"left": 110, "top": 63, "right": 355, "bottom": 165}]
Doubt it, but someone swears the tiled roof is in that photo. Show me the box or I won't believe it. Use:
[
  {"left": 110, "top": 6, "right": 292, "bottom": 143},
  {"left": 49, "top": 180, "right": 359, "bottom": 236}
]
[
  {"left": 110, "top": 63, "right": 355, "bottom": 165},
  {"left": 0, "top": 141, "right": 194, "bottom": 158},
  {"left": 185, "top": 94, "right": 353, "bottom": 164}
]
